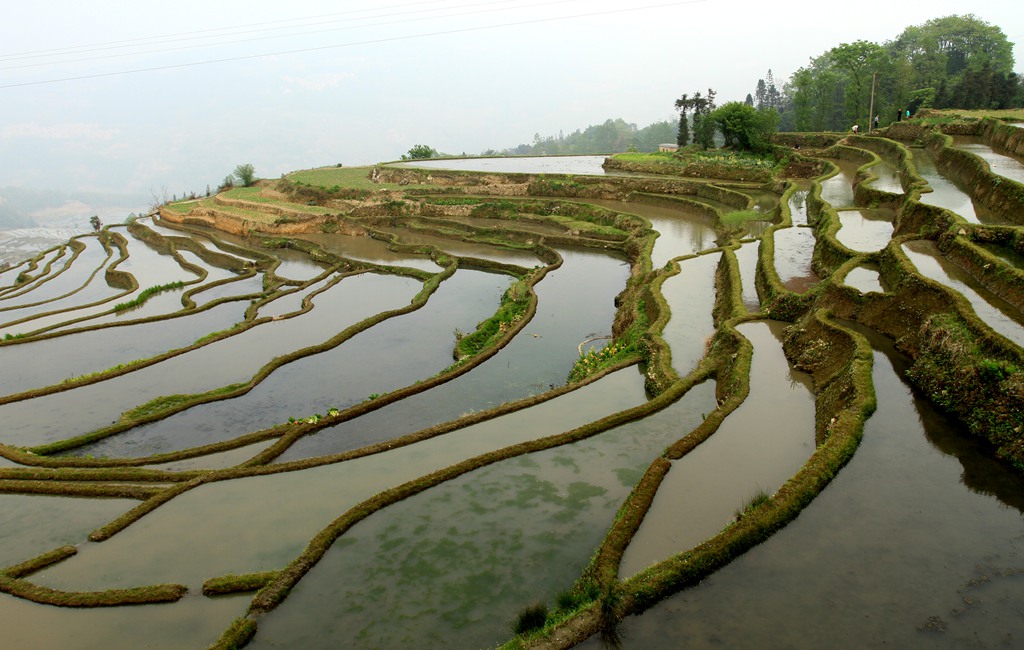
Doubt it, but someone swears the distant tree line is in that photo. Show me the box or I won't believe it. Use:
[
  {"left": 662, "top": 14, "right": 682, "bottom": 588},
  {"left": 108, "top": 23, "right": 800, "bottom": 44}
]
[
  {"left": 490, "top": 118, "right": 678, "bottom": 156},
  {"left": 769, "top": 14, "right": 1023, "bottom": 131}
]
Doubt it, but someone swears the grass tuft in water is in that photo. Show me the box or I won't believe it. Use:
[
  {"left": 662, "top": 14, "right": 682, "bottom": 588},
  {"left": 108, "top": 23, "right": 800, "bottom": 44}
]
[
  {"left": 513, "top": 602, "right": 549, "bottom": 635},
  {"left": 733, "top": 487, "right": 772, "bottom": 521}
]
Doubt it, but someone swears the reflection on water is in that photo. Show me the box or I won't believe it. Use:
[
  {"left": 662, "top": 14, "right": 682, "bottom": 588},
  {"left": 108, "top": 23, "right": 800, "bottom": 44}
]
[
  {"left": 867, "top": 157, "right": 903, "bottom": 193},
  {"left": 594, "top": 325, "right": 1024, "bottom": 649},
  {"left": 789, "top": 186, "right": 810, "bottom": 226},
  {"left": 1, "top": 232, "right": 200, "bottom": 337},
  {"left": 293, "top": 232, "right": 441, "bottom": 272},
  {"left": 912, "top": 146, "right": 1002, "bottom": 224},
  {"left": 0, "top": 221, "right": 91, "bottom": 267},
  {"left": 660, "top": 253, "right": 719, "bottom": 377},
  {"left": 977, "top": 241, "right": 1024, "bottom": 271},
  {"left": 374, "top": 226, "right": 544, "bottom": 265},
  {"left": 389, "top": 155, "right": 617, "bottom": 176},
  {"left": 819, "top": 159, "right": 858, "bottom": 208},
  {"left": 279, "top": 248, "right": 629, "bottom": 460},
  {"left": 903, "top": 240, "right": 1024, "bottom": 347},
  {"left": 618, "top": 321, "right": 815, "bottom": 578},
  {"left": 735, "top": 242, "right": 760, "bottom": 311},
  {"left": 953, "top": 135, "right": 1024, "bottom": 185},
  {"left": 0, "top": 238, "right": 108, "bottom": 311},
  {"left": 34, "top": 371, "right": 648, "bottom": 592},
  {"left": 0, "top": 274, "right": 421, "bottom": 449},
  {"left": 75, "top": 271, "right": 480, "bottom": 457},
  {"left": 0, "top": 301, "right": 247, "bottom": 396},
  {"left": 580, "top": 198, "right": 716, "bottom": 269},
  {"left": 836, "top": 208, "right": 894, "bottom": 253},
  {"left": 0, "top": 591, "right": 249, "bottom": 650},
  {"left": 0, "top": 494, "right": 136, "bottom": 567},
  {"left": 250, "top": 383, "right": 715, "bottom": 650},
  {"left": 842, "top": 264, "right": 885, "bottom": 294},
  {"left": 772, "top": 227, "right": 818, "bottom": 293}
]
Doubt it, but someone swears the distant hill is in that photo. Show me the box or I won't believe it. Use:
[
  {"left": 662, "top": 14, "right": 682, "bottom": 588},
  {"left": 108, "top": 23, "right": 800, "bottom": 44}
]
[
  {"left": 0, "top": 186, "right": 150, "bottom": 231},
  {"left": 487, "top": 118, "right": 677, "bottom": 157}
]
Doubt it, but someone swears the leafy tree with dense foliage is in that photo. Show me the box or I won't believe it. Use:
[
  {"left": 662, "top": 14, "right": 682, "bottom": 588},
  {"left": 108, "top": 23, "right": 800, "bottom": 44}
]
[
  {"left": 829, "top": 40, "right": 886, "bottom": 126},
  {"left": 233, "top": 164, "right": 256, "bottom": 187},
  {"left": 674, "top": 93, "right": 690, "bottom": 146},
  {"left": 672, "top": 89, "right": 717, "bottom": 149},
  {"left": 691, "top": 88, "right": 717, "bottom": 149},
  {"left": 777, "top": 14, "right": 1021, "bottom": 131},
  {"left": 754, "top": 70, "right": 781, "bottom": 112},
  {"left": 496, "top": 118, "right": 677, "bottom": 156},
  {"left": 711, "top": 102, "right": 779, "bottom": 153},
  {"left": 402, "top": 145, "right": 438, "bottom": 160}
]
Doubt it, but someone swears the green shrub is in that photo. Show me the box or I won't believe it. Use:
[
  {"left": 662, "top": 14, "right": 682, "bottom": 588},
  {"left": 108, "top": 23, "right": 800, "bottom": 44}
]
[{"left": 513, "top": 603, "right": 548, "bottom": 635}]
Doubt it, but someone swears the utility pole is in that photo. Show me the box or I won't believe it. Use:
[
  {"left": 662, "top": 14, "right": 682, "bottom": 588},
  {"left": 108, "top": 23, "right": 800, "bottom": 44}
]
[{"left": 868, "top": 72, "right": 877, "bottom": 132}]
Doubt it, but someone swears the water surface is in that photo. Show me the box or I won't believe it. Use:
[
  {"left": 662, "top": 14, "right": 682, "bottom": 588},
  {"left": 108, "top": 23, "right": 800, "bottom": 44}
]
[
  {"left": 390, "top": 155, "right": 616, "bottom": 176},
  {"left": 595, "top": 327, "right": 1024, "bottom": 649},
  {"left": 836, "top": 208, "right": 894, "bottom": 253},
  {"left": 619, "top": 320, "right": 816, "bottom": 578},
  {"left": 250, "top": 382, "right": 715, "bottom": 649},
  {"left": 34, "top": 370, "right": 648, "bottom": 591},
  {"left": 902, "top": 240, "right": 1024, "bottom": 347}
]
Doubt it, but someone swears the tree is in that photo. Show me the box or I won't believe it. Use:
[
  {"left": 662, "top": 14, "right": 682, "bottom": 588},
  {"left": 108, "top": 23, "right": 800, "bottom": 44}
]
[
  {"left": 789, "top": 68, "right": 815, "bottom": 131},
  {"left": 402, "top": 145, "right": 438, "bottom": 160},
  {"left": 89, "top": 215, "right": 102, "bottom": 231},
  {"left": 777, "top": 15, "right": 1017, "bottom": 130},
  {"left": 691, "top": 88, "right": 717, "bottom": 149},
  {"left": 755, "top": 79, "right": 768, "bottom": 110},
  {"left": 711, "top": 102, "right": 779, "bottom": 153},
  {"left": 764, "top": 70, "right": 782, "bottom": 111},
  {"left": 233, "top": 164, "right": 256, "bottom": 187},
  {"left": 830, "top": 40, "right": 886, "bottom": 125},
  {"left": 674, "top": 93, "right": 690, "bottom": 146}
]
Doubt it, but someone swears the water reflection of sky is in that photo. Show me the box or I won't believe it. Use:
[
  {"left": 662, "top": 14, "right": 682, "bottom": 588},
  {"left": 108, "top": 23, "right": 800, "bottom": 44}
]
[
  {"left": 389, "top": 155, "right": 617, "bottom": 175},
  {"left": 953, "top": 135, "right": 1024, "bottom": 185}
]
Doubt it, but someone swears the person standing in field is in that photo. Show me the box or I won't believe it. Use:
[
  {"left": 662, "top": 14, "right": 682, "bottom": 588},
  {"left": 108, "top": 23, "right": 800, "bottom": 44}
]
[{"left": 852, "top": 124, "right": 859, "bottom": 134}]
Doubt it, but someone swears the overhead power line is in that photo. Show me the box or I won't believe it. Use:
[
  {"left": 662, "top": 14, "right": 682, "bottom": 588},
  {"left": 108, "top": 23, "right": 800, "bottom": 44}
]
[
  {"left": 1, "top": 0, "right": 583, "bottom": 71},
  {"left": 0, "top": 0, "right": 451, "bottom": 60},
  {"left": 0, "top": 0, "right": 707, "bottom": 89},
  {"left": 0, "top": 0, "right": 528, "bottom": 64}
]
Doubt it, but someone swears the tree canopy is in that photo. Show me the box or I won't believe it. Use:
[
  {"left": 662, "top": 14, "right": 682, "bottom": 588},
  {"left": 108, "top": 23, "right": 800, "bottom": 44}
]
[
  {"left": 493, "top": 118, "right": 677, "bottom": 156},
  {"left": 402, "top": 145, "right": 439, "bottom": 160},
  {"left": 710, "top": 102, "right": 778, "bottom": 153},
  {"left": 775, "top": 14, "right": 1021, "bottom": 131},
  {"left": 233, "top": 164, "right": 256, "bottom": 187}
]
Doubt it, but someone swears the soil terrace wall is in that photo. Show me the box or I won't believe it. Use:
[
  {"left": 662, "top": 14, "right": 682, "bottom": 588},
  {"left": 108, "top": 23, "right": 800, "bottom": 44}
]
[
  {"left": 938, "top": 229, "right": 1024, "bottom": 313},
  {"left": 982, "top": 117, "right": 1024, "bottom": 158},
  {"left": 926, "top": 132, "right": 1024, "bottom": 226}
]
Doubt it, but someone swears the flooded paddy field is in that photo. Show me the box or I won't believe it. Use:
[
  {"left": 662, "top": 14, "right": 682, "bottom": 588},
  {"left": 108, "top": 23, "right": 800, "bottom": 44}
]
[
  {"left": 953, "top": 135, "right": 1024, "bottom": 184},
  {"left": 582, "top": 326, "right": 1024, "bottom": 649},
  {"left": 0, "top": 144, "right": 1021, "bottom": 650}
]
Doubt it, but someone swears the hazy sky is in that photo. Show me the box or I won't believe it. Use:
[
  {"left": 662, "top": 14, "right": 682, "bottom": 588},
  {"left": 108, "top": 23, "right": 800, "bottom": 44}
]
[{"left": 2, "top": 0, "right": 1022, "bottom": 213}]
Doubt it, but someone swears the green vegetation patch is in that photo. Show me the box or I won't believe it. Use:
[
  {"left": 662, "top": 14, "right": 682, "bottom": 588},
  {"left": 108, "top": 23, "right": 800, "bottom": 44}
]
[
  {"left": 287, "top": 166, "right": 441, "bottom": 191},
  {"left": 0, "top": 573, "right": 187, "bottom": 607},
  {"left": 608, "top": 150, "right": 777, "bottom": 181},
  {"left": 203, "top": 571, "right": 280, "bottom": 596},
  {"left": 112, "top": 281, "right": 185, "bottom": 312},
  {"left": 454, "top": 277, "right": 532, "bottom": 360},
  {"left": 906, "top": 312, "right": 1024, "bottom": 469}
]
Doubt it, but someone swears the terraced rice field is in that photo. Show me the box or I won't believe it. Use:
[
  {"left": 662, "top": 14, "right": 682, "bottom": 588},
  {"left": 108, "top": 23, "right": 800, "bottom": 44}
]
[{"left": 0, "top": 123, "right": 1022, "bottom": 649}]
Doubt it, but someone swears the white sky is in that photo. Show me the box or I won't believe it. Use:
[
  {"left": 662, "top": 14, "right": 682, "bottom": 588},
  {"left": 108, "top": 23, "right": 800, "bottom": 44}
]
[{"left": 2, "top": 0, "right": 1022, "bottom": 208}]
